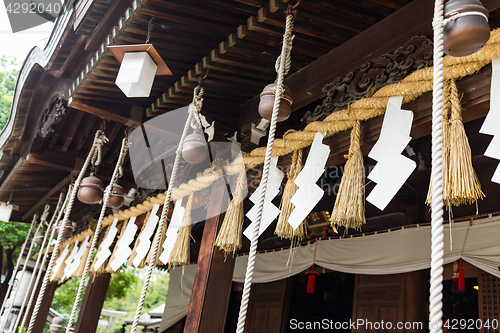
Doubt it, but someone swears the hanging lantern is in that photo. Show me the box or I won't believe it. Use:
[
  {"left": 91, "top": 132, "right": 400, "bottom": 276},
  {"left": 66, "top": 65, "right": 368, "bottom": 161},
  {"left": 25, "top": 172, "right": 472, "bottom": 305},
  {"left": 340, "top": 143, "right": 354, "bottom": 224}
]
[
  {"left": 77, "top": 175, "right": 104, "bottom": 204},
  {"left": 443, "top": 0, "right": 490, "bottom": 57},
  {"left": 182, "top": 133, "right": 208, "bottom": 164},
  {"left": 107, "top": 184, "right": 126, "bottom": 209},
  {"left": 34, "top": 231, "right": 45, "bottom": 245},
  {"left": 258, "top": 83, "right": 293, "bottom": 122},
  {"left": 108, "top": 44, "right": 172, "bottom": 98}
]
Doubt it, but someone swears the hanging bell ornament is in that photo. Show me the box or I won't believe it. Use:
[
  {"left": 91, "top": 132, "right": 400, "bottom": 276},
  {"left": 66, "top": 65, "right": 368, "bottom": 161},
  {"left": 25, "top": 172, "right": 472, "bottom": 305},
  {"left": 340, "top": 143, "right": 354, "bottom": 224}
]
[
  {"left": 443, "top": 0, "right": 490, "bottom": 57},
  {"left": 182, "top": 133, "right": 209, "bottom": 164},
  {"left": 54, "top": 221, "right": 73, "bottom": 238},
  {"left": 77, "top": 175, "right": 104, "bottom": 204},
  {"left": 107, "top": 184, "right": 126, "bottom": 208},
  {"left": 258, "top": 83, "right": 293, "bottom": 122},
  {"left": 34, "top": 231, "right": 45, "bottom": 245}
]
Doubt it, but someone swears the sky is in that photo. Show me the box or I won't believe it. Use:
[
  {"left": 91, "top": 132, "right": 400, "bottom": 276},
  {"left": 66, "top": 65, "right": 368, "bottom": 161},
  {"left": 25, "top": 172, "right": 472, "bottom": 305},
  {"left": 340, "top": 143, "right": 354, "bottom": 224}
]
[{"left": 0, "top": 0, "right": 54, "bottom": 61}]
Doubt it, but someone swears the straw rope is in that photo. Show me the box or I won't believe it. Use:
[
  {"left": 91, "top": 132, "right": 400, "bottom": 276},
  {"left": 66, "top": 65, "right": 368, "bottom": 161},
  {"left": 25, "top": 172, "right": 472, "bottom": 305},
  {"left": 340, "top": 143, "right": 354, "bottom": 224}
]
[
  {"left": 168, "top": 193, "right": 194, "bottom": 267},
  {"left": 27, "top": 130, "right": 107, "bottom": 333},
  {"left": 95, "top": 29, "right": 500, "bottom": 229}
]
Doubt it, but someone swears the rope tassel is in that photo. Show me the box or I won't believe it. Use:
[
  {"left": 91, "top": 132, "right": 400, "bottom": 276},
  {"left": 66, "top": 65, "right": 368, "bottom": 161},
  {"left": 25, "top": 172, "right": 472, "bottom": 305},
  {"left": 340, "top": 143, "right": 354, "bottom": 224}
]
[
  {"left": 426, "top": 80, "right": 483, "bottom": 207},
  {"left": 330, "top": 120, "right": 366, "bottom": 230},
  {"left": 215, "top": 157, "right": 246, "bottom": 255},
  {"left": 275, "top": 147, "right": 304, "bottom": 240},
  {"left": 168, "top": 193, "right": 194, "bottom": 267}
]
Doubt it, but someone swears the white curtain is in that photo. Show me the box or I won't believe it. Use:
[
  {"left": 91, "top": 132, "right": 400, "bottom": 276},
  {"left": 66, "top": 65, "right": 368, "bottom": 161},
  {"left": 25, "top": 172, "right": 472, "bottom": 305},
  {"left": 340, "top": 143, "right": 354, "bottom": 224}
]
[{"left": 161, "top": 215, "right": 500, "bottom": 331}]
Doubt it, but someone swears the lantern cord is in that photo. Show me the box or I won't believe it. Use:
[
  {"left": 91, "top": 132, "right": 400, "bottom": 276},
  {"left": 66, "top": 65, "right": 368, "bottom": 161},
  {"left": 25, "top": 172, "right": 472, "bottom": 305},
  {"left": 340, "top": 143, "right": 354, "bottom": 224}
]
[
  {"left": 430, "top": 0, "right": 445, "bottom": 332},
  {"left": 65, "top": 137, "right": 129, "bottom": 332},
  {"left": 27, "top": 130, "right": 108, "bottom": 333},
  {"left": 129, "top": 85, "right": 204, "bottom": 333},
  {"left": 145, "top": 17, "right": 155, "bottom": 44},
  {"left": 0, "top": 213, "right": 37, "bottom": 321},
  {"left": 19, "top": 192, "right": 66, "bottom": 332},
  {"left": 0, "top": 214, "right": 41, "bottom": 333},
  {"left": 235, "top": 5, "right": 295, "bottom": 333}
]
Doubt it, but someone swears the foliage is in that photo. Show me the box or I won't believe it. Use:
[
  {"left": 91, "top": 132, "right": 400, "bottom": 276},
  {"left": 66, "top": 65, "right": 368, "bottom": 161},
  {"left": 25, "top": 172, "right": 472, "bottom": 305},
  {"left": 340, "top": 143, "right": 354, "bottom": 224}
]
[
  {"left": 0, "top": 55, "right": 21, "bottom": 131},
  {"left": 0, "top": 221, "right": 30, "bottom": 250}
]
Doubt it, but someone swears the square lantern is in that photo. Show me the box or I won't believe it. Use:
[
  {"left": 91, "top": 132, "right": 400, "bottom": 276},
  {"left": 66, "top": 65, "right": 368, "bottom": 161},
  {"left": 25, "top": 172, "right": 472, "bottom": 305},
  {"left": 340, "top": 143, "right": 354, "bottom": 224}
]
[
  {"left": 0, "top": 202, "right": 14, "bottom": 221},
  {"left": 108, "top": 44, "right": 172, "bottom": 98}
]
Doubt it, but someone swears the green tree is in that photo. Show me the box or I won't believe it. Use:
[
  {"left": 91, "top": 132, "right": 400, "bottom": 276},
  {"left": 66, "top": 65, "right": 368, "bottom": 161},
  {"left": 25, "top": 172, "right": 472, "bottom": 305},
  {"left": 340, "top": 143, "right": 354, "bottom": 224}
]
[
  {"left": 0, "top": 55, "right": 21, "bottom": 131},
  {"left": 0, "top": 221, "right": 31, "bottom": 305}
]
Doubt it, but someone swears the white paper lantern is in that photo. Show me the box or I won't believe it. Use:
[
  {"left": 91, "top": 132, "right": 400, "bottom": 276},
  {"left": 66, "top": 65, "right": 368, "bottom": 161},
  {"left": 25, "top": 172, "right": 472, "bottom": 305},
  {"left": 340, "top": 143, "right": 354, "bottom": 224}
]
[
  {"left": 0, "top": 202, "right": 14, "bottom": 222},
  {"left": 115, "top": 52, "right": 158, "bottom": 98}
]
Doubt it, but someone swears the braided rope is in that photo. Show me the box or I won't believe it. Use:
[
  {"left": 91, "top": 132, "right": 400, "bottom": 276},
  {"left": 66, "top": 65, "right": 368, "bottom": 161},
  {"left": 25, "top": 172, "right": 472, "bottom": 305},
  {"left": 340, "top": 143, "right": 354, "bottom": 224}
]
[
  {"left": 0, "top": 214, "right": 37, "bottom": 323},
  {"left": 129, "top": 86, "right": 204, "bottom": 333},
  {"left": 27, "top": 130, "right": 107, "bottom": 333},
  {"left": 0, "top": 214, "right": 41, "bottom": 333},
  {"left": 65, "top": 137, "right": 129, "bottom": 332},
  {"left": 235, "top": 10, "right": 295, "bottom": 333},
  {"left": 14, "top": 204, "right": 52, "bottom": 332},
  {"left": 430, "top": 0, "right": 445, "bottom": 332},
  {"left": 19, "top": 193, "right": 66, "bottom": 331}
]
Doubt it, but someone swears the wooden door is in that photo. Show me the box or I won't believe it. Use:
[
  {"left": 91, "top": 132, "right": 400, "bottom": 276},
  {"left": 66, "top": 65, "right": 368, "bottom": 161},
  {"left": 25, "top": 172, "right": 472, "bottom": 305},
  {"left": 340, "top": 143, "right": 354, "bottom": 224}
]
[
  {"left": 352, "top": 274, "right": 404, "bottom": 333},
  {"left": 244, "top": 279, "right": 290, "bottom": 333},
  {"left": 478, "top": 269, "right": 500, "bottom": 333}
]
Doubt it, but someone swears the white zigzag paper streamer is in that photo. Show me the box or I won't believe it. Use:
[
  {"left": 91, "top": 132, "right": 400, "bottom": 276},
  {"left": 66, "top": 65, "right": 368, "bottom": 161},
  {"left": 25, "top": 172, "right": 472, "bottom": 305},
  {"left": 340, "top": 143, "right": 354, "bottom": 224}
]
[
  {"left": 367, "top": 96, "right": 416, "bottom": 210},
  {"left": 94, "top": 218, "right": 119, "bottom": 271},
  {"left": 244, "top": 156, "right": 284, "bottom": 239},
  {"left": 288, "top": 132, "right": 330, "bottom": 229},
  {"left": 159, "top": 199, "right": 185, "bottom": 264},
  {"left": 62, "top": 240, "right": 80, "bottom": 280},
  {"left": 51, "top": 244, "right": 70, "bottom": 281},
  {"left": 109, "top": 216, "right": 137, "bottom": 271},
  {"left": 64, "top": 236, "right": 91, "bottom": 280},
  {"left": 480, "top": 58, "right": 500, "bottom": 183},
  {"left": 133, "top": 204, "right": 160, "bottom": 267}
]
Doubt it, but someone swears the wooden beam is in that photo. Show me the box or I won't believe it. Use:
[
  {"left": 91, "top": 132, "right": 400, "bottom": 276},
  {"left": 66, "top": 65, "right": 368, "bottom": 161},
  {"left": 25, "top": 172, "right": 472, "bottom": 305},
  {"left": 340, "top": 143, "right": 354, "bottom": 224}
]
[
  {"left": 238, "top": 0, "right": 500, "bottom": 127},
  {"left": 74, "top": 273, "right": 111, "bottom": 333},
  {"left": 184, "top": 178, "right": 235, "bottom": 333},
  {"left": 69, "top": 99, "right": 143, "bottom": 126}
]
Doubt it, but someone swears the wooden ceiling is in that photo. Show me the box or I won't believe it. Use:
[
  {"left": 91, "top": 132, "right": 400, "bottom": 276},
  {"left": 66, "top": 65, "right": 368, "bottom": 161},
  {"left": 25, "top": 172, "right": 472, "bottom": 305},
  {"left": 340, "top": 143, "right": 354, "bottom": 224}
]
[{"left": 4, "top": 0, "right": 500, "bottom": 223}]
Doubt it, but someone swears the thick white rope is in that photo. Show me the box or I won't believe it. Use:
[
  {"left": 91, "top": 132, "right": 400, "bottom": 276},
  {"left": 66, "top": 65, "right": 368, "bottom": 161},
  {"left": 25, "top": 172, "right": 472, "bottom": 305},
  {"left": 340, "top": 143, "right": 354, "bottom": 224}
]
[
  {"left": 65, "top": 137, "right": 129, "bottom": 332},
  {"left": 0, "top": 214, "right": 37, "bottom": 322},
  {"left": 129, "top": 86, "right": 204, "bottom": 333},
  {"left": 25, "top": 189, "right": 70, "bottom": 333},
  {"left": 0, "top": 214, "right": 41, "bottom": 333},
  {"left": 13, "top": 204, "right": 52, "bottom": 332},
  {"left": 27, "top": 130, "right": 107, "bottom": 333},
  {"left": 235, "top": 11, "right": 294, "bottom": 333},
  {"left": 19, "top": 192, "right": 65, "bottom": 331},
  {"left": 430, "top": 0, "right": 445, "bottom": 332}
]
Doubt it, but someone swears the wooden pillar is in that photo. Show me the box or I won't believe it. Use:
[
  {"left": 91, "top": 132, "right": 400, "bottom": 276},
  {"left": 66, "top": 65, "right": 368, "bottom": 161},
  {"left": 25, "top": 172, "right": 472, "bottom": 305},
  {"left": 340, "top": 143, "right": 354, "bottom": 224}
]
[
  {"left": 74, "top": 273, "right": 111, "bottom": 333},
  {"left": 183, "top": 178, "right": 235, "bottom": 333},
  {"left": 31, "top": 282, "right": 58, "bottom": 333}
]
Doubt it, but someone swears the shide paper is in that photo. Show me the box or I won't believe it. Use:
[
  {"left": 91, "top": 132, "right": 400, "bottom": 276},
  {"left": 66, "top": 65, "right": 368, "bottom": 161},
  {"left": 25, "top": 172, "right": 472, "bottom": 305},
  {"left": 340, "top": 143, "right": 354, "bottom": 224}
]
[{"left": 367, "top": 96, "right": 416, "bottom": 210}]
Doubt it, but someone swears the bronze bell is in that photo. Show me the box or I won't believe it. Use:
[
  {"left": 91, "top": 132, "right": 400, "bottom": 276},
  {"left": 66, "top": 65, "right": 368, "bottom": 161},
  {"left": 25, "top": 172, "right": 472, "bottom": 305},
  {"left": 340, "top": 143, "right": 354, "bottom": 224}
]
[
  {"left": 182, "top": 133, "right": 208, "bottom": 164},
  {"left": 77, "top": 175, "right": 104, "bottom": 204},
  {"left": 34, "top": 231, "right": 45, "bottom": 245},
  {"left": 444, "top": 0, "right": 490, "bottom": 57},
  {"left": 258, "top": 83, "right": 293, "bottom": 122},
  {"left": 55, "top": 221, "right": 73, "bottom": 238},
  {"left": 107, "top": 184, "right": 126, "bottom": 208}
]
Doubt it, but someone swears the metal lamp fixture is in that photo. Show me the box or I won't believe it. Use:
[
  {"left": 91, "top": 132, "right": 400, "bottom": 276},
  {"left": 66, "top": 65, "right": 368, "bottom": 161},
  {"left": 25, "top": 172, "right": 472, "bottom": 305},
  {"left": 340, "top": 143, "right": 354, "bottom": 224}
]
[{"left": 109, "top": 44, "right": 172, "bottom": 98}]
